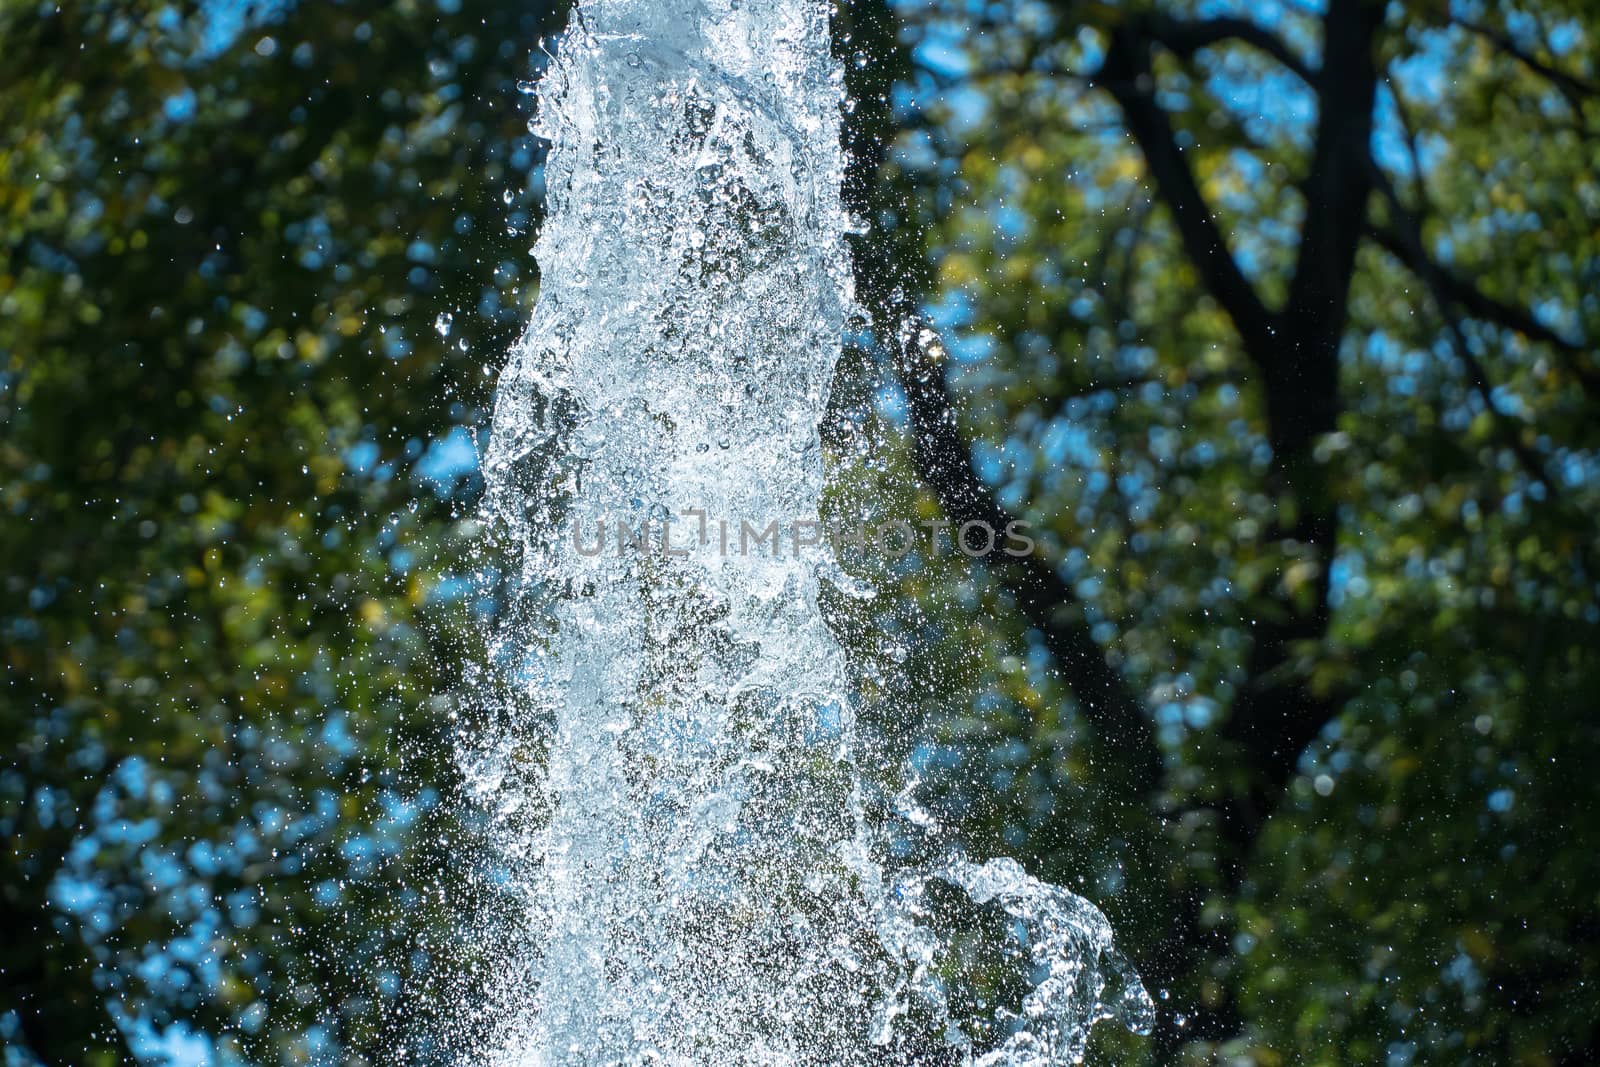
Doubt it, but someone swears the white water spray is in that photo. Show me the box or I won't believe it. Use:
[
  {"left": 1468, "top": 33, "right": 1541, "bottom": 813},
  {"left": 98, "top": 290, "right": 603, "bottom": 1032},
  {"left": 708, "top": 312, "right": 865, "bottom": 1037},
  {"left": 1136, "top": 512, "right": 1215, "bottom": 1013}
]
[{"left": 461, "top": 1, "right": 1154, "bottom": 1062}]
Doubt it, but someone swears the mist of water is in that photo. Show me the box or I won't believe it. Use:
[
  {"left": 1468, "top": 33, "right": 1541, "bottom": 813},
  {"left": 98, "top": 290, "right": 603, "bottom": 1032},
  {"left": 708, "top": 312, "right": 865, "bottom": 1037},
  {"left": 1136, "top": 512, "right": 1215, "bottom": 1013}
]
[{"left": 459, "top": 1, "right": 1154, "bottom": 1062}]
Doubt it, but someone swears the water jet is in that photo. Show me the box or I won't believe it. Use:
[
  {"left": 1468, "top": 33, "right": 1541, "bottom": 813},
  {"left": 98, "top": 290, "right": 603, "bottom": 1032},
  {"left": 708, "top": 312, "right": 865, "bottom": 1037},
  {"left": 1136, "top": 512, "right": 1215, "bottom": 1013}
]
[{"left": 462, "top": 2, "right": 1153, "bottom": 1061}]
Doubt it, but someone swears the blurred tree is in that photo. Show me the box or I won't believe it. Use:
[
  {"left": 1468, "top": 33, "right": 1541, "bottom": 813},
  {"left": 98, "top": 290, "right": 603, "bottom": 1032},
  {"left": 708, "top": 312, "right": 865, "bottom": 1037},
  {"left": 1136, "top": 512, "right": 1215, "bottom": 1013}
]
[
  {"left": 1, "top": 0, "right": 565, "bottom": 1062},
  {"left": 839, "top": 0, "right": 1600, "bottom": 1062},
  {"left": 4, "top": 0, "right": 1598, "bottom": 1064}
]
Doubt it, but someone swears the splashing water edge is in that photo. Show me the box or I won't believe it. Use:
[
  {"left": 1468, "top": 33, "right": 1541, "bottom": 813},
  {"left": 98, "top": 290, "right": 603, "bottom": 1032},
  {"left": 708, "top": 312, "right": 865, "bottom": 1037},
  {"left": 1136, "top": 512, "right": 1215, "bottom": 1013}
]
[{"left": 456, "top": 1, "right": 1155, "bottom": 1063}]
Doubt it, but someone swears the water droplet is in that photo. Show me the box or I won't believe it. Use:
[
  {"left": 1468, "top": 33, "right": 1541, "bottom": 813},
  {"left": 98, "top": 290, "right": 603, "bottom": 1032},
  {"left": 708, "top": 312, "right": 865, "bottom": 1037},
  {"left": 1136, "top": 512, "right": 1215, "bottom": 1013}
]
[{"left": 461, "top": 6, "right": 1153, "bottom": 1059}]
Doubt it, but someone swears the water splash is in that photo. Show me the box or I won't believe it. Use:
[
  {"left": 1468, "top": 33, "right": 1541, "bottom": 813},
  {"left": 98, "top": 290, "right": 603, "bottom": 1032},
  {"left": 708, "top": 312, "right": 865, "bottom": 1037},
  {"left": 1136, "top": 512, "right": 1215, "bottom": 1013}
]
[{"left": 459, "top": 0, "right": 1154, "bottom": 1062}]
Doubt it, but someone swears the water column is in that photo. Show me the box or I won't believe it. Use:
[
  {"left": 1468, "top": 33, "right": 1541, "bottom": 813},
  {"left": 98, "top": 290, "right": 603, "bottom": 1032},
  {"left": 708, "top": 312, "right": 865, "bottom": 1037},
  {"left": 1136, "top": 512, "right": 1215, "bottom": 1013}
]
[
  {"left": 468, "top": 0, "right": 1156, "bottom": 1063},
  {"left": 478, "top": 0, "right": 882, "bottom": 1061}
]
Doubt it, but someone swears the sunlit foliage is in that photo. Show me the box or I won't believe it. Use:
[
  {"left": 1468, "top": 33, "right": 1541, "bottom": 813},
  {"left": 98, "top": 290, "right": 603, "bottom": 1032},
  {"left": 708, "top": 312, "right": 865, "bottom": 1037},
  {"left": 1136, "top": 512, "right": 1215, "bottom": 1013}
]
[
  {"left": 844, "top": 0, "right": 1600, "bottom": 1062},
  {"left": 4, "top": 0, "right": 1598, "bottom": 1063},
  {"left": 1, "top": 0, "right": 565, "bottom": 1061}
]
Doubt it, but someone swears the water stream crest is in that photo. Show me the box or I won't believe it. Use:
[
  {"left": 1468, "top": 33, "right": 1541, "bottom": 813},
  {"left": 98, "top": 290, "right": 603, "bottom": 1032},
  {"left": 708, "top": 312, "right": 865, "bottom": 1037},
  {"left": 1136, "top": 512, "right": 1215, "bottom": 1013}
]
[{"left": 463, "top": 0, "right": 1154, "bottom": 1062}]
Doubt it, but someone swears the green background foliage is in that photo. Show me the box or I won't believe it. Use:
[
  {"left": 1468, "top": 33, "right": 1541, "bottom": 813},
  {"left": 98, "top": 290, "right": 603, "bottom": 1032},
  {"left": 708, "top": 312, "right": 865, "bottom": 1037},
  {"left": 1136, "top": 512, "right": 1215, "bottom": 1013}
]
[
  {"left": 3, "top": 0, "right": 1598, "bottom": 1064},
  {"left": 2, "top": 0, "right": 565, "bottom": 1061}
]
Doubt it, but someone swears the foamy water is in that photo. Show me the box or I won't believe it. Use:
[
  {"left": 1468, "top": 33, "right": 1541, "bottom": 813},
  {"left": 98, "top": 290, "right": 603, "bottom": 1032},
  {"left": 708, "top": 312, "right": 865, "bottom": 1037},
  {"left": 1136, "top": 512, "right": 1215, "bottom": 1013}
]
[{"left": 459, "top": 1, "right": 1152, "bottom": 1061}]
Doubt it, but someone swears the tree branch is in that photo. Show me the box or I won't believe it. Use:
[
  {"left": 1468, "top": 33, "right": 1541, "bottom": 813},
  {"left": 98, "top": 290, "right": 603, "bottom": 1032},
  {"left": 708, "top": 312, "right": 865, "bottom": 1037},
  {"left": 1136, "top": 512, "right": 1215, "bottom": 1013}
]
[
  {"left": 1375, "top": 85, "right": 1593, "bottom": 392},
  {"left": 1282, "top": 0, "right": 1383, "bottom": 388},
  {"left": 841, "top": 0, "right": 1160, "bottom": 797},
  {"left": 1367, "top": 164, "right": 1562, "bottom": 490},
  {"left": 892, "top": 312, "right": 1165, "bottom": 797},
  {"left": 1214, "top": 0, "right": 1383, "bottom": 843},
  {"left": 1093, "top": 26, "right": 1280, "bottom": 366},
  {"left": 1453, "top": 16, "right": 1599, "bottom": 114},
  {"left": 1141, "top": 13, "right": 1316, "bottom": 86},
  {"left": 1366, "top": 225, "right": 1599, "bottom": 398}
]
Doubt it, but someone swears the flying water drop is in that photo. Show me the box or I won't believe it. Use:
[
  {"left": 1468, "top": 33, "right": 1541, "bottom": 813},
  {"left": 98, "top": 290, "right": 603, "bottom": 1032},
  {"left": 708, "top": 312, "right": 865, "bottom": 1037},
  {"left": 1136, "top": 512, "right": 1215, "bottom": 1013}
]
[{"left": 457, "top": 1, "right": 1154, "bottom": 1063}]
